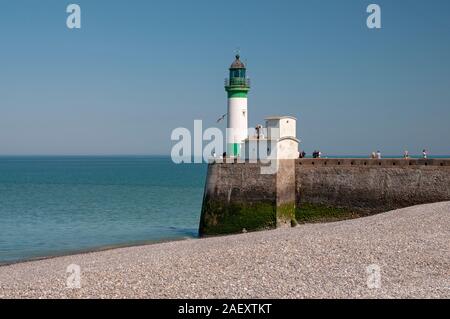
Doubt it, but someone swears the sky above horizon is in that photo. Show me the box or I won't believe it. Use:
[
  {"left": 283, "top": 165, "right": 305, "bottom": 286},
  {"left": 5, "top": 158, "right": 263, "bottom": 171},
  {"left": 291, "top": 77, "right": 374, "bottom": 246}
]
[{"left": 1, "top": 0, "right": 449, "bottom": 156}]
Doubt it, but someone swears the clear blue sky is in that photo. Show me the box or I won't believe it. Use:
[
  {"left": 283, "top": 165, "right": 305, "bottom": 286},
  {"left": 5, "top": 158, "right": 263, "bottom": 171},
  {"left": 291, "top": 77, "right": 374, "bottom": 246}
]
[{"left": 1, "top": 0, "right": 449, "bottom": 156}]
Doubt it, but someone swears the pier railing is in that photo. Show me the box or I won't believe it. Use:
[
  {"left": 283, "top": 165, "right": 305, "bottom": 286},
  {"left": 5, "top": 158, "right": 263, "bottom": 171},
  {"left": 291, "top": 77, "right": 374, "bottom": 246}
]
[{"left": 296, "top": 158, "right": 450, "bottom": 167}]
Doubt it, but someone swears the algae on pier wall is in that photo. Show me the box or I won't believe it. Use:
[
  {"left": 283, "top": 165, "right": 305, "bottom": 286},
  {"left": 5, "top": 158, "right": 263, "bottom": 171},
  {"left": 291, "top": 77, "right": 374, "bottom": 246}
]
[{"left": 199, "top": 158, "right": 450, "bottom": 236}]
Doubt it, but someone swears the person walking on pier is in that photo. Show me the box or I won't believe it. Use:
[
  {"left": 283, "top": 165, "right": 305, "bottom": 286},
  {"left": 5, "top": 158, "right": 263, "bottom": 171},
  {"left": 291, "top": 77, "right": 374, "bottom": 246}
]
[
  {"left": 376, "top": 150, "right": 382, "bottom": 159},
  {"left": 423, "top": 149, "right": 428, "bottom": 159}
]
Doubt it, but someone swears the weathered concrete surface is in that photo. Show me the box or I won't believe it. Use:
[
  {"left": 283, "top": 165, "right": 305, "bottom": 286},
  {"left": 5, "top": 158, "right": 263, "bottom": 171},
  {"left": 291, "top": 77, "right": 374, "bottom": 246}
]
[
  {"left": 200, "top": 158, "right": 450, "bottom": 236},
  {"left": 199, "top": 162, "right": 277, "bottom": 236},
  {"left": 276, "top": 159, "right": 296, "bottom": 226},
  {"left": 297, "top": 159, "right": 450, "bottom": 213},
  {"left": 199, "top": 160, "right": 297, "bottom": 236}
]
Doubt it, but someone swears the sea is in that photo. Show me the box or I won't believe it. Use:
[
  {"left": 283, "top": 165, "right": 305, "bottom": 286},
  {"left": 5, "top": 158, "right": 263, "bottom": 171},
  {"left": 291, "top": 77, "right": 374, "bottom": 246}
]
[{"left": 0, "top": 156, "right": 206, "bottom": 264}]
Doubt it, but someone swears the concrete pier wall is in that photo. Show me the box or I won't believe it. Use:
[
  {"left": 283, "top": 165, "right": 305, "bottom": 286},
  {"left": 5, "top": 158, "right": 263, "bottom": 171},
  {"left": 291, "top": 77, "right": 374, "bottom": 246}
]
[
  {"left": 199, "top": 158, "right": 450, "bottom": 236},
  {"left": 199, "top": 162, "right": 277, "bottom": 236},
  {"left": 296, "top": 158, "right": 450, "bottom": 213},
  {"left": 199, "top": 160, "right": 297, "bottom": 236}
]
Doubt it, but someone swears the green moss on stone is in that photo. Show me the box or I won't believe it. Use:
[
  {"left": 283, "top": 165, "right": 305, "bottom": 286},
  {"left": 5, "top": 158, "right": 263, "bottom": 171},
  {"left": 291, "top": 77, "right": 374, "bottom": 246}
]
[
  {"left": 295, "top": 203, "right": 359, "bottom": 224},
  {"left": 277, "top": 202, "right": 296, "bottom": 225},
  {"left": 200, "top": 201, "right": 276, "bottom": 236}
]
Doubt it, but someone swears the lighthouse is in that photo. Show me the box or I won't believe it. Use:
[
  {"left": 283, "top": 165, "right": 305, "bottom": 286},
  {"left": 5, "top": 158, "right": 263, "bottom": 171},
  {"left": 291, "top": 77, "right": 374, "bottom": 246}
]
[{"left": 225, "top": 55, "right": 250, "bottom": 158}]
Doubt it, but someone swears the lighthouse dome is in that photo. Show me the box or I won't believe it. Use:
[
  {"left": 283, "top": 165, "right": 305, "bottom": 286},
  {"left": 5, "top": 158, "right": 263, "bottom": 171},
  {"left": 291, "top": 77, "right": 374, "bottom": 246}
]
[{"left": 230, "top": 55, "right": 245, "bottom": 69}]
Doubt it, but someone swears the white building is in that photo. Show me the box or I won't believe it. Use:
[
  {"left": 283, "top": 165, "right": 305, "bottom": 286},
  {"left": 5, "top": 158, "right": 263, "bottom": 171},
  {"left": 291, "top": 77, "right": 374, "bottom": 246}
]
[{"left": 244, "top": 116, "right": 300, "bottom": 161}]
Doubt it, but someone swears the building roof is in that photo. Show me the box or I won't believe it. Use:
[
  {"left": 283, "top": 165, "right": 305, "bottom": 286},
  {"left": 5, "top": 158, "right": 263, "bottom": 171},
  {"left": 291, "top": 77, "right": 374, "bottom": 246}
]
[
  {"left": 230, "top": 55, "right": 246, "bottom": 69},
  {"left": 244, "top": 136, "right": 300, "bottom": 143},
  {"left": 265, "top": 115, "right": 297, "bottom": 121},
  {"left": 279, "top": 136, "right": 301, "bottom": 143}
]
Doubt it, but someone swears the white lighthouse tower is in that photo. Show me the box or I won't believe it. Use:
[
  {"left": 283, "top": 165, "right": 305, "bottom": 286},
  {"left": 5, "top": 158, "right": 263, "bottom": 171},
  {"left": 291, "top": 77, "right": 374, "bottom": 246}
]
[{"left": 225, "top": 55, "right": 250, "bottom": 158}]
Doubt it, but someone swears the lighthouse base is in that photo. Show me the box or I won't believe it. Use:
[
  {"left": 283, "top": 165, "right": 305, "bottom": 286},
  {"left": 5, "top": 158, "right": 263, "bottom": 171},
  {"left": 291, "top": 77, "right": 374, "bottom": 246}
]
[
  {"left": 227, "top": 143, "right": 242, "bottom": 158},
  {"left": 199, "top": 160, "right": 296, "bottom": 236}
]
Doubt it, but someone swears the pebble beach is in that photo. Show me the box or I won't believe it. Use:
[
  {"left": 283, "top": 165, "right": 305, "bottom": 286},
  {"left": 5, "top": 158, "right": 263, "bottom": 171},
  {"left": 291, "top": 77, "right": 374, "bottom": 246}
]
[{"left": 0, "top": 202, "right": 449, "bottom": 299}]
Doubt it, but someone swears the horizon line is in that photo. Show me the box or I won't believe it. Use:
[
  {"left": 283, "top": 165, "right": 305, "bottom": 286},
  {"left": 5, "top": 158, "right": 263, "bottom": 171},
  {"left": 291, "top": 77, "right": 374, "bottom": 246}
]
[{"left": 0, "top": 154, "right": 449, "bottom": 158}]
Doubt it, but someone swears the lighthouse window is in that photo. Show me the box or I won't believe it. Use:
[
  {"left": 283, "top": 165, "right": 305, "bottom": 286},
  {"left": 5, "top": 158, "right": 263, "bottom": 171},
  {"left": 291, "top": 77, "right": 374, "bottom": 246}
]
[{"left": 231, "top": 69, "right": 245, "bottom": 78}]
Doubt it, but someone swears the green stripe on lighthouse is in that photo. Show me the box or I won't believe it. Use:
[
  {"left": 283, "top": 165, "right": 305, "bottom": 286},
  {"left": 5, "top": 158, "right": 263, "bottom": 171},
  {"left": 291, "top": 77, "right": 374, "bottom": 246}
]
[
  {"left": 227, "top": 143, "right": 241, "bottom": 157},
  {"left": 228, "top": 91, "right": 248, "bottom": 98}
]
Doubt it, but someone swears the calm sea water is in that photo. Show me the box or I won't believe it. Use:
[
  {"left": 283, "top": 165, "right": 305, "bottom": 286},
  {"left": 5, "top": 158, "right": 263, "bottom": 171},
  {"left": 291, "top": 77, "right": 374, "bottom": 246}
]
[{"left": 0, "top": 156, "right": 206, "bottom": 264}]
